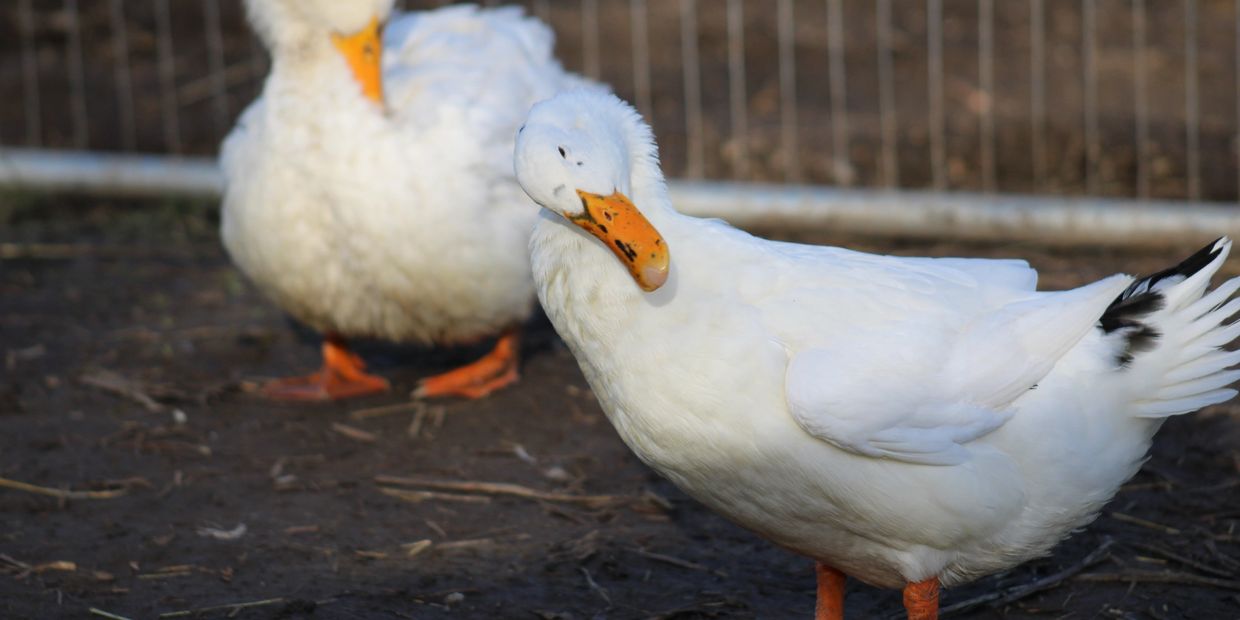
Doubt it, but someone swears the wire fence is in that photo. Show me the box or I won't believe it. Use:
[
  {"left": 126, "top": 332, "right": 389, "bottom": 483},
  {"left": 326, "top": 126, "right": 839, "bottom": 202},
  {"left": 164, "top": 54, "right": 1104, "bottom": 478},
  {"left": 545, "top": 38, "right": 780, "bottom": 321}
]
[{"left": 1, "top": 0, "right": 1238, "bottom": 203}]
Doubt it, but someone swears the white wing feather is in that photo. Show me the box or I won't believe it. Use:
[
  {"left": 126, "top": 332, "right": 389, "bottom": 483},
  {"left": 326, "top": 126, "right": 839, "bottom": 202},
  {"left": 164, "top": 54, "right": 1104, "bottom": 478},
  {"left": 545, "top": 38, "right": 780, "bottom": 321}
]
[{"left": 782, "top": 271, "right": 1131, "bottom": 465}]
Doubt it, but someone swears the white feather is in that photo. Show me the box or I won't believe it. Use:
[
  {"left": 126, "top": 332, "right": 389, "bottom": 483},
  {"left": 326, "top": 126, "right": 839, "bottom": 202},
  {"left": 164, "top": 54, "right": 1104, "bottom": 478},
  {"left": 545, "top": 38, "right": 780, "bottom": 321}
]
[
  {"left": 221, "top": 3, "right": 595, "bottom": 344},
  {"left": 1165, "top": 348, "right": 1240, "bottom": 383},
  {"left": 1136, "top": 388, "right": 1237, "bottom": 417},
  {"left": 1184, "top": 276, "right": 1240, "bottom": 320},
  {"left": 1155, "top": 369, "right": 1240, "bottom": 400},
  {"left": 517, "top": 90, "right": 1240, "bottom": 591}
]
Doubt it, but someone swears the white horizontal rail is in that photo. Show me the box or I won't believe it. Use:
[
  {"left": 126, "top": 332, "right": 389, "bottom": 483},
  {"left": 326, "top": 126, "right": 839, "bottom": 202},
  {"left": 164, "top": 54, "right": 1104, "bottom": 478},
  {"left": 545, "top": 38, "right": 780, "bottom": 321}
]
[
  {"left": 669, "top": 181, "right": 1240, "bottom": 248},
  {"left": 1, "top": 148, "right": 1237, "bottom": 248},
  {"left": 0, "top": 148, "right": 224, "bottom": 197}
]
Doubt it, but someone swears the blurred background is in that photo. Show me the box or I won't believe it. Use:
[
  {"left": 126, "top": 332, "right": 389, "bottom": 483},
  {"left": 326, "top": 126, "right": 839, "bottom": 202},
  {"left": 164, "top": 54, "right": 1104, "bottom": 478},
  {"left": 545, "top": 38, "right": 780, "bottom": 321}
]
[{"left": 2, "top": 0, "right": 1237, "bottom": 203}]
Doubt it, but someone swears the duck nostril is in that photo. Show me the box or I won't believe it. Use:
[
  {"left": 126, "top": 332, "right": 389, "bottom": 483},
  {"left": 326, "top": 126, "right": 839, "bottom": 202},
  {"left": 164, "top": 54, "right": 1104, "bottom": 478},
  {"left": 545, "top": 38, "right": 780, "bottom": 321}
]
[{"left": 558, "top": 146, "right": 567, "bottom": 158}]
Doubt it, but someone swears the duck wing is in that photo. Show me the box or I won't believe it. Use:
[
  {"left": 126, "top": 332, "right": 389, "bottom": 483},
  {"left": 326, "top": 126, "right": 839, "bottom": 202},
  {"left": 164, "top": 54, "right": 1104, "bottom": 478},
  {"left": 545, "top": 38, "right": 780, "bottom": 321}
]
[{"left": 769, "top": 248, "right": 1131, "bottom": 466}]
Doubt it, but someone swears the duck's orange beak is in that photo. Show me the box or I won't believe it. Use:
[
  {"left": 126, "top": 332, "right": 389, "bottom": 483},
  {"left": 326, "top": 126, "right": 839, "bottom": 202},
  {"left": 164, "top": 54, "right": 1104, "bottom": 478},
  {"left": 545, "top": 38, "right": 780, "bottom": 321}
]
[
  {"left": 572, "top": 190, "right": 670, "bottom": 292},
  {"left": 331, "top": 16, "right": 384, "bottom": 105}
]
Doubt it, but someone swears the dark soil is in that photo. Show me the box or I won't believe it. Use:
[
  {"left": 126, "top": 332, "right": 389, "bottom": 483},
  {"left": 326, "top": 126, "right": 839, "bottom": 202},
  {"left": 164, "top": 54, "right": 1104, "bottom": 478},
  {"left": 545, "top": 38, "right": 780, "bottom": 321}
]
[{"left": 1, "top": 199, "right": 1239, "bottom": 619}]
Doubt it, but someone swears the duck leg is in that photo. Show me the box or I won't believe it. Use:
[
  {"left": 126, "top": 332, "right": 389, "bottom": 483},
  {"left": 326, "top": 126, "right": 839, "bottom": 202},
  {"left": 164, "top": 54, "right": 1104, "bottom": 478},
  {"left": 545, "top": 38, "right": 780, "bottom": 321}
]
[
  {"left": 815, "top": 563, "right": 846, "bottom": 620},
  {"left": 262, "top": 334, "right": 390, "bottom": 401},
  {"left": 903, "top": 577, "right": 939, "bottom": 620},
  {"left": 412, "top": 328, "right": 520, "bottom": 399}
]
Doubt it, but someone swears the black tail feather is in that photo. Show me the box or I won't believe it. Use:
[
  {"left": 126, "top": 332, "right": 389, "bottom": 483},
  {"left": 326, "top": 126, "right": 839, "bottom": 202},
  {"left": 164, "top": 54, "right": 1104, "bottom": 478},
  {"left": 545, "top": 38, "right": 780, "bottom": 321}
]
[{"left": 1099, "top": 237, "right": 1225, "bottom": 366}]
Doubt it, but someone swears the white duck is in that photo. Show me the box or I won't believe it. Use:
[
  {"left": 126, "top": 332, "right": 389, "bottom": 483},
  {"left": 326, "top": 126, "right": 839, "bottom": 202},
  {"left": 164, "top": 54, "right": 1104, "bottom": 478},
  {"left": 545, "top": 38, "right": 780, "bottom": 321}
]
[
  {"left": 220, "top": 0, "right": 592, "bottom": 400},
  {"left": 514, "top": 91, "right": 1240, "bottom": 619}
]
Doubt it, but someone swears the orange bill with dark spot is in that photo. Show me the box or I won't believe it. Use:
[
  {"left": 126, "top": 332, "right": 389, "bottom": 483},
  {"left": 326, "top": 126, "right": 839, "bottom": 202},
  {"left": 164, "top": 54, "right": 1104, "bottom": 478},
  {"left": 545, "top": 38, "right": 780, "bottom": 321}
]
[
  {"left": 572, "top": 190, "right": 670, "bottom": 292},
  {"left": 331, "top": 16, "right": 384, "bottom": 105}
]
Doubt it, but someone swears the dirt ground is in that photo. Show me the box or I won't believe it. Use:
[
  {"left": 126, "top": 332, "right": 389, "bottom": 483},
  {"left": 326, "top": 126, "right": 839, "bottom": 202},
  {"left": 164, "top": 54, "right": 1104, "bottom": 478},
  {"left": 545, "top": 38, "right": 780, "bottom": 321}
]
[{"left": 0, "top": 199, "right": 1238, "bottom": 619}]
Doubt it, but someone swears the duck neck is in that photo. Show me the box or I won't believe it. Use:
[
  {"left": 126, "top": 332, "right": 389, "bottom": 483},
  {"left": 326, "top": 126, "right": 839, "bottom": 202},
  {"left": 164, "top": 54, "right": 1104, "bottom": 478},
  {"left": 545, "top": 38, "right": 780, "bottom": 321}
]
[
  {"left": 262, "top": 32, "right": 382, "bottom": 120},
  {"left": 531, "top": 175, "right": 682, "bottom": 351},
  {"left": 631, "top": 170, "right": 678, "bottom": 232}
]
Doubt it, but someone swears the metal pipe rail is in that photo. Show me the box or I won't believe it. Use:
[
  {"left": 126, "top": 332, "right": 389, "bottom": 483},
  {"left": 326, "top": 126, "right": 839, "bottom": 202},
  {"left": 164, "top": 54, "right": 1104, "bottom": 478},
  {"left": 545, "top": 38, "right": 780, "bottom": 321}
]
[
  {"left": 2, "top": 148, "right": 1236, "bottom": 248},
  {"left": 0, "top": 149, "right": 224, "bottom": 198}
]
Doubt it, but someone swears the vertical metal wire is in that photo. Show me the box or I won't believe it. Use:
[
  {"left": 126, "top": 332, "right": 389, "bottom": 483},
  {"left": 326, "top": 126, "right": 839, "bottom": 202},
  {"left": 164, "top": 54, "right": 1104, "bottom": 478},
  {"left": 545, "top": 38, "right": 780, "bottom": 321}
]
[
  {"left": 826, "top": 0, "right": 851, "bottom": 185},
  {"left": 18, "top": 0, "right": 42, "bottom": 146},
  {"left": 876, "top": 0, "right": 899, "bottom": 187},
  {"left": 250, "top": 28, "right": 267, "bottom": 85},
  {"left": 1031, "top": 0, "right": 1046, "bottom": 190},
  {"left": 65, "top": 0, "right": 89, "bottom": 148},
  {"left": 777, "top": 0, "right": 800, "bottom": 182},
  {"left": 13, "top": 0, "right": 1224, "bottom": 200},
  {"left": 1083, "top": 0, "right": 1099, "bottom": 195},
  {"left": 109, "top": 0, "right": 136, "bottom": 151},
  {"left": 726, "top": 0, "right": 750, "bottom": 179},
  {"left": 928, "top": 0, "right": 946, "bottom": 190},
  {"left": 533, "top": 0, "right": 551, "bottom": 24},
  {"left": 630, "top": 0, "right": 653, "bottom": 121},
  {"left": 249, "top": 1, "right": 264, "bottom": 75},
  {"left": 979, "top": 0, "right": 996, "bottom": 192},
  {"left": 1185, "top": 0, "right": 1201, "bottom": 201},
  {"left": 680, "top": 0, "right": 703, "bottom": 179},
  {"left": 204, "top": 0, "right": 229, "bottom": 137},
  {"left": 1133, "top": 0, "right": 1150, "bottom": 199},
  {"left": 581, "top": 0, "right": 600, "bottom": 80},
  {"left": 155, "top": 0, "right": 182, "bottom": 154}
]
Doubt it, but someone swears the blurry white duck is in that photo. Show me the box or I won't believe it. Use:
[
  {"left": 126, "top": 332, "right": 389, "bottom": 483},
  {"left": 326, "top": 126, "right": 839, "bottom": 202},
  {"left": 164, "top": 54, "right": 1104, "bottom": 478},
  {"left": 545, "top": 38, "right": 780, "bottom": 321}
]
[
  {"left": 514, "top": 91, "right": 1240, "bottom": 619},
  {"left": 221, "top": 0, "right": 592, "bottom": 400}
]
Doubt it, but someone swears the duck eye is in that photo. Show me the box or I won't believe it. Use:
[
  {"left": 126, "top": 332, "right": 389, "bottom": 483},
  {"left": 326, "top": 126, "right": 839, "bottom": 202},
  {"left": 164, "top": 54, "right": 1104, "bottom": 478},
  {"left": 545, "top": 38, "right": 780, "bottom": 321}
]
[{"left": 558, "top": 146, "right": 567, "bottom": 158}]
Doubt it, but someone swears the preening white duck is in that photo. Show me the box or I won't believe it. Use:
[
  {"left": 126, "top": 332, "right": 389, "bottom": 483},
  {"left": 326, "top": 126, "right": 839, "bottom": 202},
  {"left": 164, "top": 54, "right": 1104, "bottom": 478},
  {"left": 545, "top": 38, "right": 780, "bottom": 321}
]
[
  {"left": 220, "top": 0, "right": 592, "bottom": 400},
  {"left": 514, "top": 90, "right": 1240, "bottom": 619}
]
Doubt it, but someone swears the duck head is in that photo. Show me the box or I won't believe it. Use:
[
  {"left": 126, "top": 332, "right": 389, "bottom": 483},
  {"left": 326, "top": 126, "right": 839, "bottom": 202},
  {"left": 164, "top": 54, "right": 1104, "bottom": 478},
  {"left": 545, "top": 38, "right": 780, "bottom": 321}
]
[
  {"left": 515, "top": 91, "right": 670, "bottom": 292},
  {"left": 246, "top": 0, "right": 392, "bottom": 105}
]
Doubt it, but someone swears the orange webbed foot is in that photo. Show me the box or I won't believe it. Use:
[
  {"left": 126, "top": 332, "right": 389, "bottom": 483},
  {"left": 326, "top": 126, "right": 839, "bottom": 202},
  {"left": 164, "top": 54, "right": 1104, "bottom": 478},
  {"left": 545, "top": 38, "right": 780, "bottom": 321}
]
[
  {"left": 413, "top": 329, "right": 520, "bottom": 400},
  {"left": 262, "top": 336, "right": 390, "bottom": 401}
]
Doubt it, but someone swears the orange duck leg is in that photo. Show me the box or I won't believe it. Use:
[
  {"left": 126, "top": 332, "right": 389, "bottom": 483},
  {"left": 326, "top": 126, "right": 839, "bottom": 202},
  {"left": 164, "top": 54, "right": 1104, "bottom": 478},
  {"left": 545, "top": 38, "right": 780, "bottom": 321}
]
[
  {"left": 412, "top": 328, "right": 520, "bottom": 399},
  {"left": 815, "top": 563, "right": 847, "bottom": 620},
  {"left": 903, "top": 577, "right": 940, "bottom": 620},
  {"left": 261, "top": 334, "right": 390, "bottom": 401}
]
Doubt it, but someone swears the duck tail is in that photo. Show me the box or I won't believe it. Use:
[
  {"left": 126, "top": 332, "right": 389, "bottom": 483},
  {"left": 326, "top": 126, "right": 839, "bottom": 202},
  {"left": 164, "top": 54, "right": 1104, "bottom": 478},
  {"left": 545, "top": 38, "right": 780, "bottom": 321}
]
[{"left": 1101, "top": 237, "right": 1240, "bottom": 417}]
